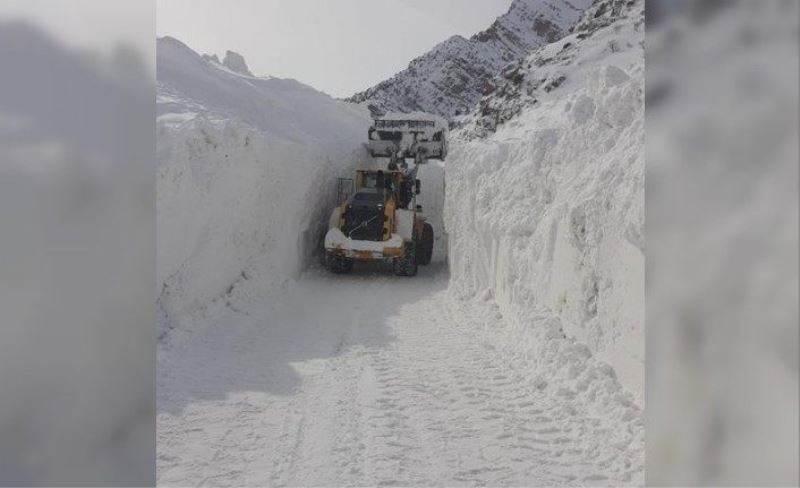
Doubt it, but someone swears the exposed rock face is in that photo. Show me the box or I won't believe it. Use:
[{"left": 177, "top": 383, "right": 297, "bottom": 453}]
[
  {"left": 570, "top": 0, "right": 638, "bottom": 32},
  {"left": 462, "top": 0, "right": 644, "bottom": 137},
  {"left": 222, "top": 50, "right": 253, "bottom": 77},
  {"left": 346, "top": 0, "right": 593, "bottom": 118}
]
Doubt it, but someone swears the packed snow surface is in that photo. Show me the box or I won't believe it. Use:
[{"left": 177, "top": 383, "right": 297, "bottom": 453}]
[{"left": 159, "top": 265, "right": 642, "bottom": 486}]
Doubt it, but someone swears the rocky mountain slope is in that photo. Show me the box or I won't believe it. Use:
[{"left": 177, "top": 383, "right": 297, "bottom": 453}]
[
  {"left": 347, "top": 0, "right": 592, "bottom": 118},
  {"left": 460, "top": 0, "right": 642, "bottom": 136}
]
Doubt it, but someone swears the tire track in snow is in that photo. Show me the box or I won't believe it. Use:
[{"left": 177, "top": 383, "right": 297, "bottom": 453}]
[
  {"left": 343, "top": 289, "right": 638, "bottom": 486},
  {"left": 158, "top": 266, "right": 642, "bottom": 486}
]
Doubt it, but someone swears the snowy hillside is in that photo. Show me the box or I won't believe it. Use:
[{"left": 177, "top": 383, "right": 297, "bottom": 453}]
[
  {"left": 347, "top": 0, "right": 592, "bottom": 118},
  {"left": 446, "top": 0, "right": 645, "bottom": 400},
  {"left": 157, "top": 37, "right": 371, "bottom": 341},
  {"left": 462, "top": 0, "right": 641, "bottom": 135}
]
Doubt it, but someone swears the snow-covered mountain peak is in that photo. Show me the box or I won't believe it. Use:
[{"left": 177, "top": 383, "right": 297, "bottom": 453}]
[
  {"left": 488, "top": 0, "right": 592, "bottom": 48},
  {"left": 156, "top": 37, "right": 367, "bottom": 145},
  {"left": 346, "top": 0, "right": 594, "bottom": 118}
]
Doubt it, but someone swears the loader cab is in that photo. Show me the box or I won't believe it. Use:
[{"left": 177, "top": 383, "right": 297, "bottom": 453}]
[
  {"left": 338, "top": 169, "right": 409, "bottom": 242},
  {"left": 361, "top": 172, "right": 394, "bottom": 193},
  {"left": 355, "top": 169, "right": 404, "bottom": 205},
  {"left": 356, "top": 169, "right": 401, "bottom": 192}
]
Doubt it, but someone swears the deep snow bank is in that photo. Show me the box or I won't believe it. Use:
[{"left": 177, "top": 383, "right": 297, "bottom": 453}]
[
  {"left": 157, "top": 37, "right": 371, "bottom": 339},
  {"left": 445, "top": 1, "right": 644, "bottom": 401}
]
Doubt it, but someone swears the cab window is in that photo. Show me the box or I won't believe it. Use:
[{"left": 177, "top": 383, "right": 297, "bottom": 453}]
[{"left": 363, "top": 174, "right": 377, "bottom": 188}]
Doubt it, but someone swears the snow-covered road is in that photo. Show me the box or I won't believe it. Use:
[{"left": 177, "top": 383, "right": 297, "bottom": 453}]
[{"left": 157, "top": 264, "right": 641, "bottom": 486}]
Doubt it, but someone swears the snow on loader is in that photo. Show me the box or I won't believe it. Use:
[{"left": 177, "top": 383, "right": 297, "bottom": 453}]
[{"left": 324, "top": 115, "right": 447, "bottom": 276}]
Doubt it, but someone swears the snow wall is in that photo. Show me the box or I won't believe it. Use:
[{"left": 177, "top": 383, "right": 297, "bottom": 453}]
[
  {"left": 157, "top": 38, "right": 372, "bottom": 340},
  {"left": 445, "top": 15, "right": 644, "bottom": 402}
]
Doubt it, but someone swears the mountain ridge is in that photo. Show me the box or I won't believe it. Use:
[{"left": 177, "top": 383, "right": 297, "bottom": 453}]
[{"left": 346, "top": 0, "right": 593, "bottom": 118}]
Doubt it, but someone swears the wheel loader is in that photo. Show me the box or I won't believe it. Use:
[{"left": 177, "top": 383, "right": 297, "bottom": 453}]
[{"left": 323, "top": 115, "right": 447, "bottom": 276}]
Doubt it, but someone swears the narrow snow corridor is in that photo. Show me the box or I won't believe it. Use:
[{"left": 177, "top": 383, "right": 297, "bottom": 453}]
[{"left": 157, "top": 264, "right": 641, "bottom": 486}]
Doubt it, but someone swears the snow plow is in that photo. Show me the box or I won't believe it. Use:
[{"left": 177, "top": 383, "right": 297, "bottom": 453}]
[{"left": 324, "top": 114, "right": 446, "bottom": 276}]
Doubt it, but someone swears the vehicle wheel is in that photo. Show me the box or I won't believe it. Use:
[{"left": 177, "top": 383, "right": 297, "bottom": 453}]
[
  {"left": 328, "top": 253, "right": 353, "bottom": 274},
  {"left": 393, "top": 241, "right": 418, "bottom": 276},
  {"left": 417, "top": 223, "right": 434, "bottom": 265}
]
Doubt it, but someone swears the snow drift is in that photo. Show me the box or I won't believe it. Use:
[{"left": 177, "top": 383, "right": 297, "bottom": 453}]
[
  {"left": 157, "top": 37, "right": 371, "bottom": 340},
  {"left": 445, "top": 0, "right": 645, "bottom": 401}
]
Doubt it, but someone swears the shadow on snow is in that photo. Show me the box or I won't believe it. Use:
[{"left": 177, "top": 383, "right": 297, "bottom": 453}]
[{"left": 157, "top": 263, "right": 449, "bottom": 414}]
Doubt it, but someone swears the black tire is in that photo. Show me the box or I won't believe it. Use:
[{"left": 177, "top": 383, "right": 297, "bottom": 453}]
[
  {"left": 393, "top": 241, "right": 418, "bottom": 276},
  {"left": 328, "top": 254, "right": 353, "bottom": 274},
  {"left": 417, "top": 223, "right": 434, "bottom": 265}
]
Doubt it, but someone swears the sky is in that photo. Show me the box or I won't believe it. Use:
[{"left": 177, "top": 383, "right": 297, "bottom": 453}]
[
  {"left": 157, "top": 0, "right": 512, "bottom": 97},
  {"left": 1, "top": 0, "right": 154, "bottom": 66}
]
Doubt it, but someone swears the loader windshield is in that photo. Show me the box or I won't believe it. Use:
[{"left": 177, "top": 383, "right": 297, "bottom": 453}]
[
  {"left": 363, "top": 173, "right": 394, "bottom": 190},
  {"left": 352, "top": 189, "right": 384, "bottom": 203},
  {"left": 363, "top": 174, "right": 378, "bottom": 189}
]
